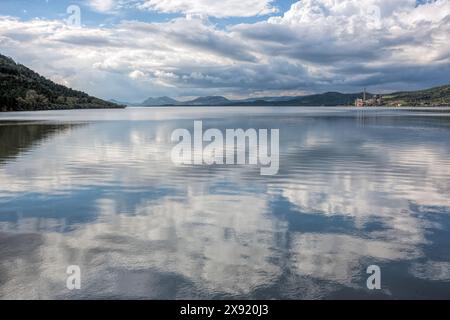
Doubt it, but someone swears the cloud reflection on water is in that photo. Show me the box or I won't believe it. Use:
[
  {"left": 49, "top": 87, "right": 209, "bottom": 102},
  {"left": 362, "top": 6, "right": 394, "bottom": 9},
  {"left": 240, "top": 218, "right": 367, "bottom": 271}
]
[{"left": 0, "top": 108, "right": 449, "bottom": 299}]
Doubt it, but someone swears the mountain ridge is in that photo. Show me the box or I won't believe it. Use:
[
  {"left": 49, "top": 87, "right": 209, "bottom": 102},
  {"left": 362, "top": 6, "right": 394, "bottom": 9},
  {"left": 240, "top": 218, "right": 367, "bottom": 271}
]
[
  {"left": 138, "top": 85, "right": 450, "bottom": 107},
  {"left": 141, "top": 96, "right": 179, "bottom": 106}
]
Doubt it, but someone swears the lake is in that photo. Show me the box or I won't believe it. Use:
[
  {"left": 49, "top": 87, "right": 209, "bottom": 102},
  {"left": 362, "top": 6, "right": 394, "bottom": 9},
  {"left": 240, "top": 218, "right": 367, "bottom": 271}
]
[{"left": 0, "top": 107, "right": 449, "bottom": 299}]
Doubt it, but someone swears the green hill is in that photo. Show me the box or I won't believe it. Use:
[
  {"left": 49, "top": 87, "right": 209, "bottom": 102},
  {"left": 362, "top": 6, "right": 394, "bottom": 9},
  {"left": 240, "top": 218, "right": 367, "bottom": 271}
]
[
  {"left": 226, "top": 92, "right": 371, "bottom": 106},
  {"left": 382, "top": 84, "right": 450, "bottom": 106},
  {"left": 0, "top": 54, "right": 124, "bottom": 111},
  {"left": 279, "top": 92, "right": 370, "bottom": 106},
  {"left": 229, "top": 86, "right": 450, "bottom": 107}
]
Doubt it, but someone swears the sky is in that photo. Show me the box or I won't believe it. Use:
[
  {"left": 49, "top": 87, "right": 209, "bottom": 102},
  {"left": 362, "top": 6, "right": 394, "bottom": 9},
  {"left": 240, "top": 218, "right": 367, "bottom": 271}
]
[{"left": 0, "top": 0, "right": 450, "bottom": 102}]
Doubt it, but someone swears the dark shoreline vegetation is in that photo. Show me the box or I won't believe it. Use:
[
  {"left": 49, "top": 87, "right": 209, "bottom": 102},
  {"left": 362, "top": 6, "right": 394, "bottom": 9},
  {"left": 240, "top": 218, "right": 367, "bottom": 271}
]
[{"left": 0, "top": 54, "right": 125, "bottom": 112}]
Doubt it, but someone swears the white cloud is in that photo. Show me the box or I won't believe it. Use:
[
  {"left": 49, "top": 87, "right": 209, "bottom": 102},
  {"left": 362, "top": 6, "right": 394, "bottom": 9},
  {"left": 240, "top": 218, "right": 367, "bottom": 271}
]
[
  {"left": 86, "top": 0, "right": 278, "bottom": 17},
  {"left": 234, "top": 0, "right": 450, "bottom": 89},
  {"left": 129, "top": 70, "right": 146, "bottom": 79},
  {"left": 88, "top": 0, "right": 117, "bottom": 13},
  {"left": 138, "top": 0, "right": 278, "bottom": 18}
]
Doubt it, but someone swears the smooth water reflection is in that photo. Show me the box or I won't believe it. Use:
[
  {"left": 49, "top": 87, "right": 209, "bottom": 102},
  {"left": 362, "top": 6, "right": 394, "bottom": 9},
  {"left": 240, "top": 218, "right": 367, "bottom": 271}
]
[{"left": 0, "top": 107, "right": 450, "bottom": 299}]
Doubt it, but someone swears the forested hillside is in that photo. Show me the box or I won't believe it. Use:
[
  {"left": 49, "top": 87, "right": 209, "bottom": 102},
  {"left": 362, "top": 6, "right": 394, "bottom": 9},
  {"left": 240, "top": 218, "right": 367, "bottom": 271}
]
[{"left": 0, "top": 54, "right": 123, "bottom": 111}]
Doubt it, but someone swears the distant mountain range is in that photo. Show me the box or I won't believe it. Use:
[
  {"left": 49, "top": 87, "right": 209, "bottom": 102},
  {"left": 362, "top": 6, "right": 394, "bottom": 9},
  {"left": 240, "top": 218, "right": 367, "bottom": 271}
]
[
  {"left": 0, "top": 53, "right": 124, "bottom": 112},
  {"left": 141, "top": 96, "right": 179, "bottom": 106},
  {"left": 137, "top": 95, "right": 231, "bottom": 106},
  {"left": 136, "top": 93, "right": 363, "bottom": 107},
  {"left": 137, "top": 85, "right": 450, "bottom": 107}
]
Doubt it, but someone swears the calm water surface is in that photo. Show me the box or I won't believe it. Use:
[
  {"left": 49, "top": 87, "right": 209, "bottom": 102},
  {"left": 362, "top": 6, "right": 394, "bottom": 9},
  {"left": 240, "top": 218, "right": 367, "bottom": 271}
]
[{"left": 0, "top": 107, "right": 450, "bottom": 299}]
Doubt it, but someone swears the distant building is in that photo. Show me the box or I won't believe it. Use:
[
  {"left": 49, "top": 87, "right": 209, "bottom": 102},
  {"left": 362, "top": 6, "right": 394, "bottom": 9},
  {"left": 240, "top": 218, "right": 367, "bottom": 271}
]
[
  {"left": 355, "top": 88, "right": 367, "bottom": 107},
  {"left": 355, "top": 88, "right": 383, "bottom": 107},
  {"left": 355, "top": 98, "right": 365, "bottom": 107},
  {"left": 366, "top": 95, "right": 383, "bottom": 106}
]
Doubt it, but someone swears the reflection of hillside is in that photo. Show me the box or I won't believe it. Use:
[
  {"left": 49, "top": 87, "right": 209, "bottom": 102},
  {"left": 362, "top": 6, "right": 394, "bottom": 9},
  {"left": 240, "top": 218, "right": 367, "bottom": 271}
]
[{"left": 0, "top": 122, "right": 77, "bottom": 163}]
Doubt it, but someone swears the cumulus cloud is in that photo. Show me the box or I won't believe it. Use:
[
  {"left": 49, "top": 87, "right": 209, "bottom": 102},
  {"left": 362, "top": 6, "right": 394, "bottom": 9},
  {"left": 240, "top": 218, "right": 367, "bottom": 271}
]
[
  {"left": 87, "top": 0, "right": 117, "bottom": 13},
  {"left": 86, "top": 0, "right": 278, "bottom": 17},
  {"left": 129, "top": 70, "right": 146, "bottom": 79},
  {"left": 233, "top": 0, "right": 450, "bottom": 91},
  {"left": 137, "top": 0, "right": 278, "bottom": 18}
]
